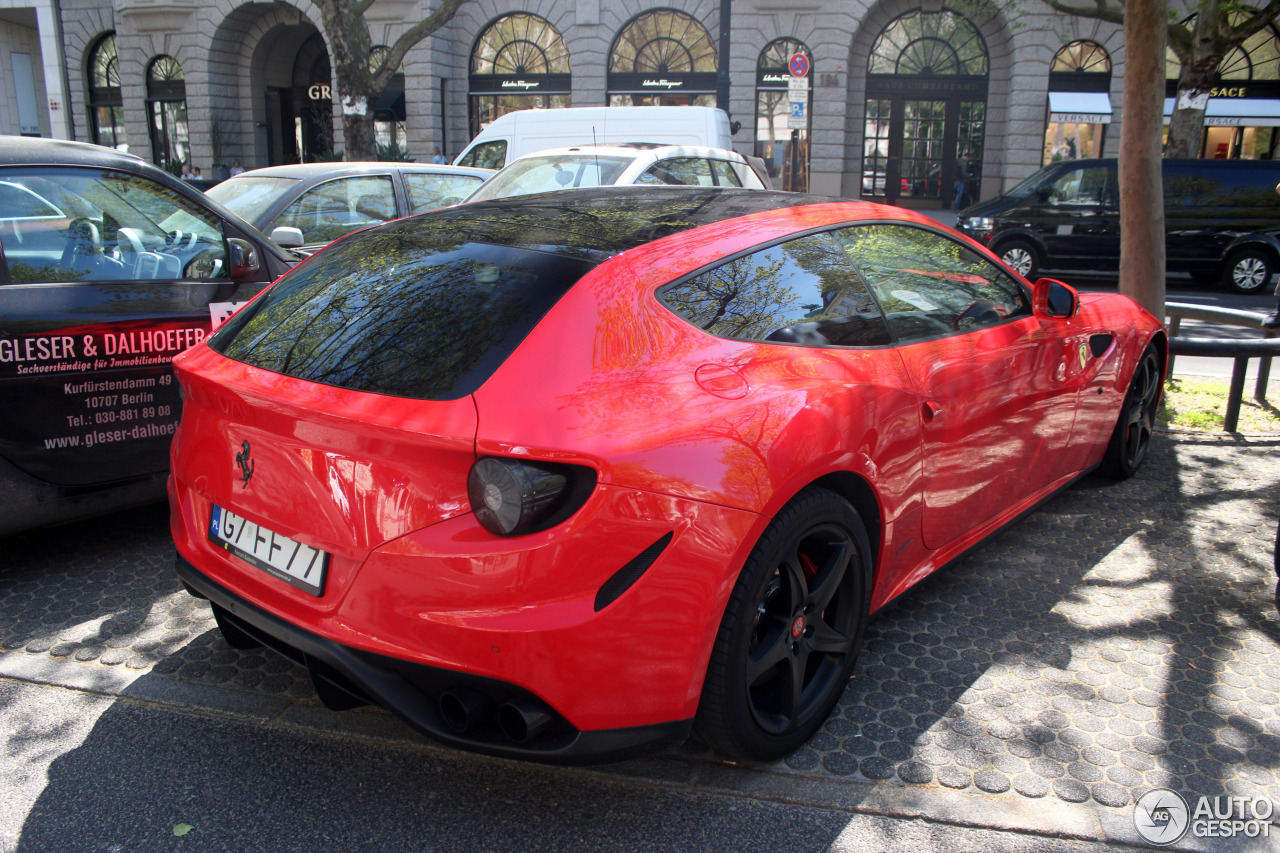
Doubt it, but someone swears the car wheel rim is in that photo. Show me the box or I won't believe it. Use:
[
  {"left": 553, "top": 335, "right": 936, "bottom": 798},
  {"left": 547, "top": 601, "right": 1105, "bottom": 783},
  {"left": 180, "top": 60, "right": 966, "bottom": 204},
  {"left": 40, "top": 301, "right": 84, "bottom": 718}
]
[
  {"left": 1123, "top": 352, "right": 1160, "bottom": 469},
  {"left": 1003, "top": 248, "right": 1032, "bottom": 277},
  {"left": 1233, "top": 257, "right": 1269, "bottom": 292},
  {"left": 745, "top": 524, "right": 859, "bottom": 736}
]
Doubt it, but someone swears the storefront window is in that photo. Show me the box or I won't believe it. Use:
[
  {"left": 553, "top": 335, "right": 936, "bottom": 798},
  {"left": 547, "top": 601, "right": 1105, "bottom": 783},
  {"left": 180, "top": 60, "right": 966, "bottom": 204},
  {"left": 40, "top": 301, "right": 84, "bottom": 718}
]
[
  {"left": 146, "top": 56, "right": 189, "bottom": 173},
  {"left": 1044, "top": 41, "right": 1111, "bottom": 165},
  {"left": 755, "top": 39, "right": 811, "bottom": 192},
  {"left": 87, "top": 34, "right": 126, "bottom": 150},
  {"left": 1165, "top": 16, "right": 1280, "bottom": 158},
  {"left": 608, "top": 10, "right": 717, "bottom": 106},
  {"left": 469, "top": 14, "right": 571, "bottom": 139}
]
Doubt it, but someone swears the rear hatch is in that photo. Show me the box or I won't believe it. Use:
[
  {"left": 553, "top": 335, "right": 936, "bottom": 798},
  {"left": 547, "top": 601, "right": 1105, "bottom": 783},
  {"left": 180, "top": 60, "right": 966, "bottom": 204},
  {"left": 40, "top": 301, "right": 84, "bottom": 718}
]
[{"left": 172, "top": 213, "right": 606, "bottom": 600}]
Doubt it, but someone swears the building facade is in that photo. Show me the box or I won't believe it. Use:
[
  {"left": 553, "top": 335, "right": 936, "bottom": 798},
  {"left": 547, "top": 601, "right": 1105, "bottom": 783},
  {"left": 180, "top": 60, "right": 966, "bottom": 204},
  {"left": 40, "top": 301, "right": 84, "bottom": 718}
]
[{"left": 3, "top": 0, "right": 1278, "bottom": 206}]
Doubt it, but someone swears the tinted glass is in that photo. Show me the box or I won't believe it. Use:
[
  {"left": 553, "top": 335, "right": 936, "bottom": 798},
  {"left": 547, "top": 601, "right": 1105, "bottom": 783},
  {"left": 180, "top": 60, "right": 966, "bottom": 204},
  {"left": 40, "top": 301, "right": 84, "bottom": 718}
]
[
  {"left": 658, "top": 232, "right": 892, "bottom": 347},
  {"left": 0, "top": 181, "right": 63, "bottom": 218},
  {"left": 274, "top": 176, "right": 396, "bottom": 245},
  {"left": 1164, "top": 163, "right": 1280, "bottom": 210},
  {"left": 210, "top": 219, "right": 596, "bottom": 400},
  {"left": 1045, "top": 165, "right": 1110, "bottom": 205},
  {"left": 405, "top": 172, "right": 485, "bottom": 212},
  {"left": 0, "top": 167, "right": 227, "bottom": 284},
  {"left": 836, "top": 224, "right": 1030, "bottom": 341},
  {"left": 459, "top": 140, "right": 507, "bottom": 170}
]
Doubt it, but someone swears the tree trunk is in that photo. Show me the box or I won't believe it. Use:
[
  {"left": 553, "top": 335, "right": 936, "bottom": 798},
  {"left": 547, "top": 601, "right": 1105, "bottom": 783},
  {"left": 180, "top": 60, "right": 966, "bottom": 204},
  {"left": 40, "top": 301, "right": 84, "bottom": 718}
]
[
  {"left": 1166, "top": 73, "right": 1213, "bottom": 159},
  {"left": 319, "top": 0, "right": 377, "bottom": 161},
  {"left": 1118, "top": 0, "right": 1167, "bottom": 319},
  {"left": 343, "top": 110, "right": 377, "bottom": 161}
]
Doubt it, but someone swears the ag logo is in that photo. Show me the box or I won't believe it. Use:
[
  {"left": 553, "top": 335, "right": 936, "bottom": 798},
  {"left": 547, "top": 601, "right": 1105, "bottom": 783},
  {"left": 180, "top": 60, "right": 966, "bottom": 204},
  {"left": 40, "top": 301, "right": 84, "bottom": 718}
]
[
  {"left": 1134, "top": 789, "right": 1190, "bottom": 845},
  {"left": 235, "top": 440, "right": 254, "bottom": 489}
]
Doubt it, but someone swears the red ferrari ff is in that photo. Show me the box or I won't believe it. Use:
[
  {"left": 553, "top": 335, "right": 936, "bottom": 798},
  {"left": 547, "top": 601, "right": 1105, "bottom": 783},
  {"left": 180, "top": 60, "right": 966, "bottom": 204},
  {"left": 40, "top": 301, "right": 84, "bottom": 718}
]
[{"left": 169, "top": 187, "right": 1165, "bottom": 763}]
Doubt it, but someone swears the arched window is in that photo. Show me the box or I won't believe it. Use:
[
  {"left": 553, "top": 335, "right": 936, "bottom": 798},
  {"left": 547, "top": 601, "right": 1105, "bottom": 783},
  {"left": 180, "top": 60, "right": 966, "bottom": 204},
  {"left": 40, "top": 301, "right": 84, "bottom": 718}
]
[
  {"left": 755, "top": 38, "right": 811, "bottom": 191},
  {"left": 146, "top": 56, "right": 189, "bottom": 172},
  {"left": 608, "top": 9, "right": 717, "bottom": 106},
  {"left": 1045, "top": 41, "right": 1112, "bottom": 164},
  {"left": 868, "top": 10, "right": 989, "bottom": 77},
  {"left": 863, "top": 9, "right": 989, "bottom": 207},
  {"left": 87, "top": 34, "right": 126, "bottom": 149},
  {"left": 468, "top": 14, "right": 571, "bottom": 140}
]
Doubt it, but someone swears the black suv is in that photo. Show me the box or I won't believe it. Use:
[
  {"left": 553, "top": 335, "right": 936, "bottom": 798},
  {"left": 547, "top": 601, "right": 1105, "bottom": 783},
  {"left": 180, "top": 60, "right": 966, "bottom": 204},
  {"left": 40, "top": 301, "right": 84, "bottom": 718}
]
[
  {"left": 956, "top": 158, "right": 1280, "bottom": 293},
  {"left": 0, "top": 137, "right": 295, "bottom": 536}
]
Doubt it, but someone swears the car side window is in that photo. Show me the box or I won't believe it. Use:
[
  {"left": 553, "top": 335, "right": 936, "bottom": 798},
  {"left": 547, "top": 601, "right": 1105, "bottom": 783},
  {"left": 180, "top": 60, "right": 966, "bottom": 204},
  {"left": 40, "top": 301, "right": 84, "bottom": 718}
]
[
  {"left": 459, "top": 141, "right": 507, "bottom": 170},
  {"left": 1045, "top": 166, "right": 1110, "bottom": 206},
  {"left": 274, "top": 175, "right": 395, "bottom": 245},
  {"left": 710, "top": 159, "right": 743, "bottom": 187},
  {"left": 640, "top": 158, "right": 716, "bottom": 187},
  {"left": 835, "top": 224, "right": 1031, "bottom": 342},
  {"left": 657, "top": 231, "right": 892, "bottom": 348},
  {"left": 405, "top": 173, "right": 484, "bottom": 212},
  {"left": 0, "top": 168, "right": 229, "bottom": 283}
]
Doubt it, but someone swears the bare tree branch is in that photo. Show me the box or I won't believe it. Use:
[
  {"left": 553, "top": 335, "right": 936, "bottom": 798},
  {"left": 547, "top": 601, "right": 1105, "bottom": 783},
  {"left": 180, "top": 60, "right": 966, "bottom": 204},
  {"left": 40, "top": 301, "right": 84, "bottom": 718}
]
[
  {"left": 1038, "top": 0, "right": 1125, "bottom": 24},
  {"left": 375, "top": 0, "right": 467, "bottom": 89}
]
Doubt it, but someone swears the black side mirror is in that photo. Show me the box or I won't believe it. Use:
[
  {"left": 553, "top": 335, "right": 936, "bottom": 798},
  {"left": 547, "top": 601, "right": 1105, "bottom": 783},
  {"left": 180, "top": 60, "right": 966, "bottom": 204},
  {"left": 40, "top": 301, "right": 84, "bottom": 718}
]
[
  {"left": 1033, "top": 277, "right": 1079, "bottom": 319},
  {"left": 1037, "top": 186, "right": 1053, "bottom": 203},
  {"left": 228, "top": 237, "right": 261, "bottom": 281}
]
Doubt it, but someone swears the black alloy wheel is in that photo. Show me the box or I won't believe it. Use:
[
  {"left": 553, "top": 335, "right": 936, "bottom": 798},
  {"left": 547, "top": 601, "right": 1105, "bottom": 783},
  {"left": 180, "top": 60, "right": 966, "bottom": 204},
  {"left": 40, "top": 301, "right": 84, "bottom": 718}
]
[
  {"left": 1100, "top": 345, "right": 1162, "bottom": 479},
  {"left": 696, "top": 488, "right": 870, "bottom": 761}
]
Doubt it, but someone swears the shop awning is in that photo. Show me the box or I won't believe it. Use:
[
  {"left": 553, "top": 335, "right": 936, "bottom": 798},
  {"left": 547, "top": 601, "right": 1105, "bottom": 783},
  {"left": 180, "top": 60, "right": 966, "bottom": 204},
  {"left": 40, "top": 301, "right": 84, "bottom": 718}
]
[
  {"left": 1048, "top": 91, "right": 1113, "bottom": 123},
  {"left": 1163, "top": 97, "right": 1280, "bottom": 127}
]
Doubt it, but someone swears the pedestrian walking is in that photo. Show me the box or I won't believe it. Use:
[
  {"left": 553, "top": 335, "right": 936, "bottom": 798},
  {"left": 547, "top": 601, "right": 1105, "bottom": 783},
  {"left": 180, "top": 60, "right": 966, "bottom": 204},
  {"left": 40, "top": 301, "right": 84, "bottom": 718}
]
[{"left": 953, "top": 152, "right": 969, "bottom": 210}]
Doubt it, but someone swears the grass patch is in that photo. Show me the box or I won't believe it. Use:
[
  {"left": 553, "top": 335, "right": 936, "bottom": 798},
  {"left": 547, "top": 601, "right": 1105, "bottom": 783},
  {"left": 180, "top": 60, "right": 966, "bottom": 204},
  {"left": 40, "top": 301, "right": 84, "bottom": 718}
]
[{"left": 1160, "top": 378, "right": 1280, "bottom": 433}]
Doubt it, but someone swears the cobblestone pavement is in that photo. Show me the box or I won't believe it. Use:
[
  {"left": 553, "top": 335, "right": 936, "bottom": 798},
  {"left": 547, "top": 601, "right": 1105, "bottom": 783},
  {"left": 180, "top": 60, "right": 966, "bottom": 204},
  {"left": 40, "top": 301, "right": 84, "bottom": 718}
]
[{"left": 4, "top": 430, "right": 1280, "bottom": 844}]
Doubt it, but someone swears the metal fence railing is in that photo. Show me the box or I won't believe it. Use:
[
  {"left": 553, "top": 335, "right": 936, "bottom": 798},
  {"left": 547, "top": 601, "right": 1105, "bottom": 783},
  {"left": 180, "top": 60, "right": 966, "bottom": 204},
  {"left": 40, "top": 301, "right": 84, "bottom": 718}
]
[{"left": 1166, "top": 302, "right": 1280, "bottom": 432}]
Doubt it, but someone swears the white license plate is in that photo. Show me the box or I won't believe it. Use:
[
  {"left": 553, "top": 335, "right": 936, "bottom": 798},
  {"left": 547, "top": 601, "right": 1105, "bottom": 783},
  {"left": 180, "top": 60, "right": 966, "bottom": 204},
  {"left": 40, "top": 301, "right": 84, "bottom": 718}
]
[{"left": 208, "top": 505, "right": 328, "bottom": 596}]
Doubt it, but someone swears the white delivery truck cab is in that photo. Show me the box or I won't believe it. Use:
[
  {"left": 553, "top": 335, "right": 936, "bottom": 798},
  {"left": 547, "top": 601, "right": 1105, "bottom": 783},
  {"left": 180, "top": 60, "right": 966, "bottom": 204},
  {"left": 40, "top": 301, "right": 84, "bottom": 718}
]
[{"left": 454, "top": 106, "right": 736, "bottom": 169}]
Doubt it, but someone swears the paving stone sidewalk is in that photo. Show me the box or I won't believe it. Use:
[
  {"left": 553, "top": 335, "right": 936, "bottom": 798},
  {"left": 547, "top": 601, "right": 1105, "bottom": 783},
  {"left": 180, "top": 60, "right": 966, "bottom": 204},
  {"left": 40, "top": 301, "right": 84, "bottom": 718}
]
[{"left": 4, "top": 430, "right": 1280, "bottom": 848}]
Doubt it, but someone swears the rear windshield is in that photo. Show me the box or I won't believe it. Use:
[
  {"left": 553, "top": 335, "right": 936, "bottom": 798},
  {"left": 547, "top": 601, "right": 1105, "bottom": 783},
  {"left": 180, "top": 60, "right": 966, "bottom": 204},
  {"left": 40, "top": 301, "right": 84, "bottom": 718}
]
[
  {"left": 466, "top": 155, "right": 634, "bottom": 201},
  {"left": 209, "top": 220, "right": 596, "bottom": 400}
]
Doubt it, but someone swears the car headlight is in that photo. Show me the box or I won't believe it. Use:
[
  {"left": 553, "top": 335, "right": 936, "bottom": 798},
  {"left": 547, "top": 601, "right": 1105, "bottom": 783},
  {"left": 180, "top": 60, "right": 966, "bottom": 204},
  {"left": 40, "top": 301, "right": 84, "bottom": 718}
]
[
  {"left": 961, "top": 217, "right": 994, "bottom": 231},
  {"left": 467, "top": 456, "right": 596, "bottom": 536}
]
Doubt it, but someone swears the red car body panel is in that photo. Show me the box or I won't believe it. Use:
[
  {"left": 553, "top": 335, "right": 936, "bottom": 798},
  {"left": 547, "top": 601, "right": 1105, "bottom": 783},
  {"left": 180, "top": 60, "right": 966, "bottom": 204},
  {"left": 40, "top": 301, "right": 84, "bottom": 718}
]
[{"left": 168, "top": 189, "right": 1165, "bottom": 759}]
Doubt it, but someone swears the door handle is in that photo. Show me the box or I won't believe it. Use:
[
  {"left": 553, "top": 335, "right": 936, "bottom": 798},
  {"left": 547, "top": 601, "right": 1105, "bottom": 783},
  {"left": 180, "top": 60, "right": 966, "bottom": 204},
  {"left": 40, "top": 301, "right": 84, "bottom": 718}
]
[{"left": 923, "top": 401, "right": 942, "bottom": 421}]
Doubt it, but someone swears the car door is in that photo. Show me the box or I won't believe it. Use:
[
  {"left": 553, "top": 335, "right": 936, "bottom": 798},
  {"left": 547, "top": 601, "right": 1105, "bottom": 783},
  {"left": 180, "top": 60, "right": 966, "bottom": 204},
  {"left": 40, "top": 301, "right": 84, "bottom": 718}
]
[
  {"left": 836, "top": 223, "right": 1082, "bottom": 550},
  {"left": 1028, "top": 163, "right": 1119, "bottom": 270},
  {"left": 0, "top": 165, "right": 275, "bottom": 488}
]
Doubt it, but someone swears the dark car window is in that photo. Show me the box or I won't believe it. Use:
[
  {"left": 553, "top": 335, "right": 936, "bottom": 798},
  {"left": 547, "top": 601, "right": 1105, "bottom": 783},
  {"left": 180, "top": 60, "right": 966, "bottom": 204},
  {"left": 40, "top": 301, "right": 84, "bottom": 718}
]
[
  {"left": 836, "top": 224, "right": 1030, "bottom": 342},
  {"left": 1164, "top": 163, "right": 1280, "bottom": 210},
  {"left": 459, "top": 140, "right": 507, "bottom": 170},
  {"left": 639, "top": 158, "right": 716, "bottom": 187},
  {"left": 658, "top": 231, "right": 892, "bottom": 348},
  {"left": 1045, "top": 165, "right": 1111, "bottom": 205},
  {"left": 405, "top": 173, "right": 485, "bottom": 212},
  {"left": 273, "top": 175, "right": 396, "bottom": 245},
  {"left": 210, "top": 219, "right": 596, "bottom": 400},
  {"left": 0, "top": 167, "right": 229, "bottom": 283}
]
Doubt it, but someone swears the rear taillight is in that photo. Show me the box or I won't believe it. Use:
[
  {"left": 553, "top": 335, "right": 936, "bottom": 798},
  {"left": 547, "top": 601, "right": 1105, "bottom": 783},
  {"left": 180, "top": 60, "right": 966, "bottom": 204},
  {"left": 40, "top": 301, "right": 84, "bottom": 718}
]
[{"left": 467, "top": 456, "right": 596, "bottom": 536}]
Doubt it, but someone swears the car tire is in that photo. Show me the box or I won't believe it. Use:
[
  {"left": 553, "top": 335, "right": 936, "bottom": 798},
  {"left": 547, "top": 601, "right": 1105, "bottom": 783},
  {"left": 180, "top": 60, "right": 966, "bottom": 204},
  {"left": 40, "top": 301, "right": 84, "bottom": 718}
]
[
  {"left": 695, "top": 487, "right": 871, "bottom": 762},
  {"left": 1099, "top": 344, "right": 1162, "bottom": 479},
  {"left": 997, "top": 238, "right": 1040, "bottom": 280},
  {"left": 1222, "top": 247, "right": 1276, "bottom": 295}
]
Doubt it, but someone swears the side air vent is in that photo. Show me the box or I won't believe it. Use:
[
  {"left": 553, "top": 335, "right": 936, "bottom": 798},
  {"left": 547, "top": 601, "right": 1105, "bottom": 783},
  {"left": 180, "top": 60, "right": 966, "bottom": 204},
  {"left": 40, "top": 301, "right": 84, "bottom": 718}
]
[
  {"left": 594, "top": 532, "right": 674, "bottom": 612},
  {"left": 1089, "top": 334, "right": 1114, "bottom": 358}
]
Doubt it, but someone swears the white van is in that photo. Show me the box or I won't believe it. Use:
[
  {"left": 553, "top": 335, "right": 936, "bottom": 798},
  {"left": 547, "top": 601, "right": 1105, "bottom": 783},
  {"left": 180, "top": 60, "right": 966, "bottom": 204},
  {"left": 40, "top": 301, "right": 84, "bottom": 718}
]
[{"left": 454, "top": 106, "right": 736, "bottom": 170}]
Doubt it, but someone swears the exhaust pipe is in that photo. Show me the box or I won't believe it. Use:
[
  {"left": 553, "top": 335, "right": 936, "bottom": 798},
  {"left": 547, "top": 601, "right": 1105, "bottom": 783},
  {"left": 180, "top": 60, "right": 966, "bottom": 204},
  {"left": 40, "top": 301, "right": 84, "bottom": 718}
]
[
  {"left": 499, "top": 696, "right": 555, "bottom": 743},
  {"left": 440, "top": 687, "right": 495, "bottom": 734}
]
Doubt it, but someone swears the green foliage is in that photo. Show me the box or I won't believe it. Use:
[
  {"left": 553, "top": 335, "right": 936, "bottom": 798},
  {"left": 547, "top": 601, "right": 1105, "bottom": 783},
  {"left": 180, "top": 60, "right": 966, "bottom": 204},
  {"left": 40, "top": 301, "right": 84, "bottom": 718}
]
[{"left": 376, "top": 140, "right": 416, "bottom": 162}]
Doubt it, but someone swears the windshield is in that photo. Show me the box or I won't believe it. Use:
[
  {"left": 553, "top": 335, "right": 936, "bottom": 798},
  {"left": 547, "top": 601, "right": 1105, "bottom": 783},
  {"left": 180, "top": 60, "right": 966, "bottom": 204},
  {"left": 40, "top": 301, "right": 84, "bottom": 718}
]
[
  {"left": 466, "top": 155, "right": 634, "bottom": 202},
  {"left": 206, "top": 176, "right": 299, "bottom": 223},
  {"left": 1003, "top": 165, "right": 1061, "bottom": 200}
]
